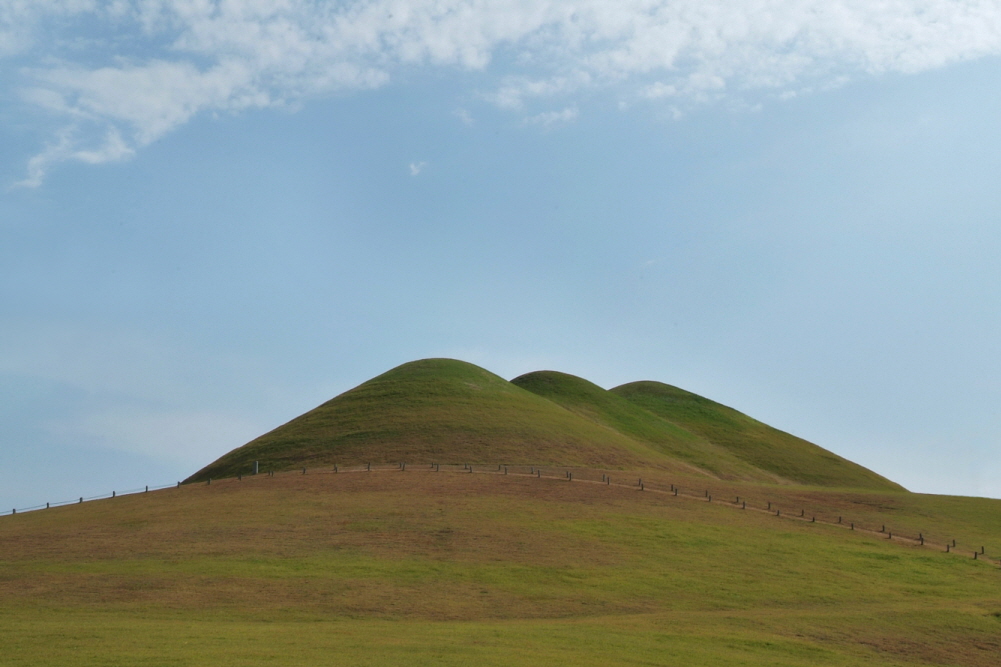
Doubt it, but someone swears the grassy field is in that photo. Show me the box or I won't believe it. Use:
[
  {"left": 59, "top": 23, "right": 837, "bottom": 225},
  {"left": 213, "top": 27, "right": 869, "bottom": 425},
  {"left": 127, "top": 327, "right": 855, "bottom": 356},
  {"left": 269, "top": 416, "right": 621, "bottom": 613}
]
[{"left": 2, "top": 467, "right": 999, "bottom": 666}]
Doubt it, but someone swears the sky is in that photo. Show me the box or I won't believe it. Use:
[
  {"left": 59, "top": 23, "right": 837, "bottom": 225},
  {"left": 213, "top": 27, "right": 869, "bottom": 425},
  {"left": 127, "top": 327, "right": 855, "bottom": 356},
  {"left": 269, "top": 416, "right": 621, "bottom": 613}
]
[{"left": 3, "top": 1, "right": 1001, "bottom": 510}]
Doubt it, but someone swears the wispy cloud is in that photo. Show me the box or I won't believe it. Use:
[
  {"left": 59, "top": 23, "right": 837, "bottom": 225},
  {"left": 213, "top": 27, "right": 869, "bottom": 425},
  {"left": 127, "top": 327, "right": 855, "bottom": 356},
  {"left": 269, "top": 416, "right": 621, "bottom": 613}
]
[
  {"left": 409, "top": 161, "right": 428, "bottom": 176},
  {"left": 523, "top": 106, "right": 578, "bottom": 127},
  {"left": 7, "top": 1, "right": 1001, "bottom": 183}
]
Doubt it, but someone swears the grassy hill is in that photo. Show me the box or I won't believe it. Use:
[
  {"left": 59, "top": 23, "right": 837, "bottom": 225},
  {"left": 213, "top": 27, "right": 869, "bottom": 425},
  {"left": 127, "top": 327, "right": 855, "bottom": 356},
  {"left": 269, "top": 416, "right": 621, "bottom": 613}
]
[
  {"left": 612, "top": 381, "right": 903, "bottom": 491},
  {"left": 190, "top": 359, "right": 901, "bottom": 492},
  {"left": 513, "top": 370, "right": 785, "bottom": 483},
  {"left": 189, "top": 359, "right": 675, "bottom": 481},
  {"left": 2, "top": 467, "right": 999, "bottom": 666},
  {"left": 3, "top": 360, "right": 991, "bottom": 665}
]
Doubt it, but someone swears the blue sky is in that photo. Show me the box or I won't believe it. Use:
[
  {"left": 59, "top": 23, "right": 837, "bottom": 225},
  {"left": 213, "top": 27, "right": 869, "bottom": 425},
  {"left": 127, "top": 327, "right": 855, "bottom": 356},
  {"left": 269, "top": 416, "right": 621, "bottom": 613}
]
[{"left": 3, "top": 1, "right": 1001, "bottom": 509}]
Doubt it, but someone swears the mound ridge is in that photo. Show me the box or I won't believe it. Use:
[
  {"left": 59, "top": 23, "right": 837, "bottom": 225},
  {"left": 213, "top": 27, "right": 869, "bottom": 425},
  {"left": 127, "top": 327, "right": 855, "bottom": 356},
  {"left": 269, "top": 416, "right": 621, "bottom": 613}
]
[
  {"left": 611, "top": 381, "right": 904, "bottom": 491},
  {"left": 190, "top": 358, "right": 902, "bottom": 491},
  {"left": 511, "top": 370, "right": 779, "bottom": 483}
]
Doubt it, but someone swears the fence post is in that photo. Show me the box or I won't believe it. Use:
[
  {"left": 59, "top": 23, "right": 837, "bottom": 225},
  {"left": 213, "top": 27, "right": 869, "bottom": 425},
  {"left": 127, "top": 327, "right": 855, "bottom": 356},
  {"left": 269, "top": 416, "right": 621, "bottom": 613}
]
[
  {"left": 368, "top": 463, "right": 371, "bottom": 471},
  {"left": 46, "top": 502, "right": 49, "bottom": 509},
  {"left": 767, "top": 502, "right": 771, "bottom": 510},
  {"left": 145, "top": 486, "right": 149, "bottom": 492},
  {"left": 947, "top": 544, "right": 951, "bottom": 553},
  {"left": 79, "top": 497, "right": 82, "bottom": 503},
  {"left": 811, "top": 516, "right": 815, "bottom": 522},
  {"left": 112, "top": 491, "right": 116, "bottom": 497},
  {"left": 606, "top": 477, "right": 610, "bottom": 485},
  {"left": 303, "top": 467, "right": 306, "bottom": 475},
  {"left": 742, "top": 501, "right": 745, "bottom": 509},
  {"left": 177, "top": 482, "right": 180, "bottom": 488},
  {"left": 254, "top": 461, "right": 259, "bottom": 475}
]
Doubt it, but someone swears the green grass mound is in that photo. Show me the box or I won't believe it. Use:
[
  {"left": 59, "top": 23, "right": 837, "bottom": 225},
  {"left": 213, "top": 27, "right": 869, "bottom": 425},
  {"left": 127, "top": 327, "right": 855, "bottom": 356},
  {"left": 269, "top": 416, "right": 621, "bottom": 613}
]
[
  {"left": 189, "top": 359, "right": 670, "bottom": 481},
  {"left": 190, "top": 358, "right": 903, "bottom": 491},
  {"left": 611, "top": 381, "right": 903, "bottom": 491},
  {"left": 512, "top": 370, "right": 776, "bottom": 482}
]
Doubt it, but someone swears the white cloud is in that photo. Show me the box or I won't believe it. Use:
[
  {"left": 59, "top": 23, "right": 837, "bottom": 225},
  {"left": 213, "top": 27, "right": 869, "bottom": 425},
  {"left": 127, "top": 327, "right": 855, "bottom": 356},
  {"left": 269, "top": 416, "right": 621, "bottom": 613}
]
[
  {"left": 523, "top": 105, "right": 578, "bottom": 127},
  {"left": 409, "top": 160, "right": 428, "bottom": 175},
  {"left": 453, "top": 107, "right": 474, "bottom": 125},
  {"left": 7, "top": 0, "right": 1001, "bottom": 183}
]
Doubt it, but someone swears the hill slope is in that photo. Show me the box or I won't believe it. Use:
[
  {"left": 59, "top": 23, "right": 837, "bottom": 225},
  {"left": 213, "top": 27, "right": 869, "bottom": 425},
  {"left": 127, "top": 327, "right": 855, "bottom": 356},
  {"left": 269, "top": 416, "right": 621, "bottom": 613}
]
[
  {"left": 612, "top": 381, "right": 903, "bottom": 491},
  {"left": 512, "top": 370, "right": 778, "bottom": 482},
  {"left": 2, "top": 469, "right": 999, "bottom": 667},
  {"left": 189, "top": 359, "right": 672, "bottom": 481}
]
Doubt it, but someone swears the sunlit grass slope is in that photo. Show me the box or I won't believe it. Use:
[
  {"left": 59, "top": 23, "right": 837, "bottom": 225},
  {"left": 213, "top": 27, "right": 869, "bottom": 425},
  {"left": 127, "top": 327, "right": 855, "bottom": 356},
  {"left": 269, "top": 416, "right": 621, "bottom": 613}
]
[
  {"left": 612, "top": 381, "right": 903, "bottom": 491},
  {"left": 2, "top": 470, "right": 999, "bottom": 666},
  {"left": 190, "top": 359, "right": 673, "bottom": 481},
  {"left": 512, "top": 370, "right": 779, "bottom": 482}
]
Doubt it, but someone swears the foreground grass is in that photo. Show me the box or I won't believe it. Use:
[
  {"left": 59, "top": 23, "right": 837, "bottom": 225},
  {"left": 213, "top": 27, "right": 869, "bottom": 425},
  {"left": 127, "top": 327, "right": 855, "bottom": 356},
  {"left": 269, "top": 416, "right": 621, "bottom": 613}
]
[{"left": 1, "top": 470, "right": 999, "bottom": 665}]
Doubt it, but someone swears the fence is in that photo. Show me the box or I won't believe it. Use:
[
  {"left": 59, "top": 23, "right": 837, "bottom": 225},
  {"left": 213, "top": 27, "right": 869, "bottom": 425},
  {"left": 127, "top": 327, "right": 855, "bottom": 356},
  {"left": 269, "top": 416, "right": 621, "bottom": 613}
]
[{"left": 2, "top": 462, "right": 996, "bottom": 566}]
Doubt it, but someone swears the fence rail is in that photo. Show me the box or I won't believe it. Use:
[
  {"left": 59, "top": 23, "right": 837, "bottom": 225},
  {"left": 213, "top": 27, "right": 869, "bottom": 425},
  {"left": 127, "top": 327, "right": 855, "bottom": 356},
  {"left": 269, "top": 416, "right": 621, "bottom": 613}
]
[{"left": 2, "top": 462, "right": 996, "bottom": 565}]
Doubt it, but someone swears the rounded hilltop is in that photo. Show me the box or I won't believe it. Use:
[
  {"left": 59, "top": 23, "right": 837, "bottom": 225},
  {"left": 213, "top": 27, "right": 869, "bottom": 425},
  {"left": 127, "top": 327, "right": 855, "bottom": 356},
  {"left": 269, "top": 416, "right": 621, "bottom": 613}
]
[{"left": 188, "top": 358, "right": 903, "bottom": 491}]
